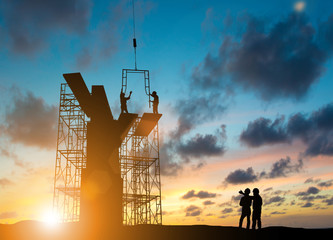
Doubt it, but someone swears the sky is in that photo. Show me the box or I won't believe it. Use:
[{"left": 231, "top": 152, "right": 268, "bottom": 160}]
[{"left": 0, "top": 0, "right": 333, "bottom": 228}]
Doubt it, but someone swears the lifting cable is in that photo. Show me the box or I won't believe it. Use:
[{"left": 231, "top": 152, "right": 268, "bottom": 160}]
[{"left": 132, "top": 0, "right": 137, "bottom": 70}]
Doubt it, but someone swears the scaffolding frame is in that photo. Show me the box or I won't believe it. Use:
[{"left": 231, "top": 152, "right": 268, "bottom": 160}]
[
  {"left": 53, "top": 83, "right": 88, "bottom": 222},
  {"left": 120, "top": 117, "right": 162, "bottom": 225},
  {"left": 53, "top": 82, "right": 162, "bottom": 225},
  {"left": 122, "top": 69, "right": 151, "bottom": 107}
]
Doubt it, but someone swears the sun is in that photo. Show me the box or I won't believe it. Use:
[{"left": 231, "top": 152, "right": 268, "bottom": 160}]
[
  {"left": 42, "top": 210, "right": 60, "bottom": 227},
  {"left": 294, "top": 1, "right": 306, "bottom": 12}
]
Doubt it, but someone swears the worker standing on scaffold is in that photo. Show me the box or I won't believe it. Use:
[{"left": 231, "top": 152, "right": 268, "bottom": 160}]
[
  {"left": 150, "top": 91, "right": 159, "bottom": 114},
  {"left": 120, "top": 90, "right": 132, "bottom": 114}
]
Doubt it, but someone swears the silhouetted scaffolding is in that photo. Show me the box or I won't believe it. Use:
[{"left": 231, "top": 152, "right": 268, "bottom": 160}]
[
  {"left": 53, "top": 82, "right": 162, "bottom": 225},
  {"left": 120, "top": 116, "right": 162, "bottom": 225},
  {"left": 53, "top": 83, "right": 88, "bottom": 222}
]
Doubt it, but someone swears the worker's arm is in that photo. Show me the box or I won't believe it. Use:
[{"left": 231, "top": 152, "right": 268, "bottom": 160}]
[
  {"left": 239, "top": 197, "right": 244, "bottom": 206},
  {"left": 126, "top": 91, "right": 133, "bottom": 100}
]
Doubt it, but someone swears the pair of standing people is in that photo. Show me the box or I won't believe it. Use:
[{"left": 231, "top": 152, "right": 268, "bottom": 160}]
[
  {"left": 120, "top": 91, "right": 159, "bottom": 114},
  {"left": 239, "top": 188, "right": 262, "bottom": 230}
]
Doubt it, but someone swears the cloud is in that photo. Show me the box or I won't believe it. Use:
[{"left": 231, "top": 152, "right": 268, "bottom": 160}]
[
  {"left": 193, "top": 12, "right": 333, "bottom": 102},
  {"left": 182, "top": 190, "right": 196, "bottom": 199},
  {"left": 290, "top": 103, "right": 333, "bottom": 156},
  {"left": 306, "top": 187, "right": 320, "bottom": 194},
  {"left": 159, "top": 140, "right": 183, "bottom": 176},
  {"left": 201, "top": 8, "right": 217, "bottom": 35},
  {"left": 75, "top": 0, "right": 154, "bottom": 69},
  {"left": 264, "top": 157, "right": 303, "bottom": 178},
  {"left": 177, "top": 125, "right": 227, "bottom": 159},
  {"left": 304, "top": 131, "right": 333, "bottom": 156},
  {"left": 0, "top": 178, "right": 13, "bottom": 188},
  {"left": 0, "top": 90, "right": 58, "bottom": 149},
  {"left": 0, "top": 145, "right": 30, "bottom": 169},
  {"left": 265, "top": 196, "right": 285, "bottom": 205},
  {"left": 296, "top": 187, "right": 320, "bottom": 196},
  {"left": 203, "top": 200, "right": 215, "bottom": 206},
  {"left": 75, "top": 47, "right": 93, "bottom": 69},
  {"left": 224, "top": 167, "right": 259, "bottom": 185},
  {"left": 185, "top": 205, "right": 202, "bottom": 217},
  {"left": 299, "top": 195, "right": 326, "bottom": 202},
  {"left": 221, "top": 208, "right": 233, "bottom": 214},
  {"left": 0, "top": 211, "right": 18, "bottom": 219},
  {"left": 0, "top": 0, "right": 155, "bottom": 67},
  {"left": 322, "top": 196, "right": 333, "bottom": 206},
  {"left": 318, "top": 14, "right": 333, "bottom": 52},
  {"left": 229, "top": 13, "right": 326, "bottom": 101},
  {"left": 240, "top": 103, "right": 333, "bottom": 157},
  {"left": 160, "top": 89, "right": 228, "bottom": 177},
  {"left": 231, "top": 195, "right": 242, "bottom": 202},
  {"left": 317, "top": 180, "right": 333, "bottom": 188},
  {"left": 0, "top": 0, "right": 92, "bottom": 54},
  {"left": 301, "top": 202, "right": 313, "bottom": 208},
  {"left": 304, "top": 177, "right": 321, "bottom": 184},
  {"left": 0, "top": 145, "right": 18, "bottom": 160},
  {"left": 270, "top": 211, "right": 286, "bottom": 215},
  {"left": 240, "top": 117, "right": 288, "bottom": 147},
  {"left": 196, "top": 191, "right": 217, "bottom": 199},
  {"left": 224, "top": 157, "right": 303, "bottom": 185},
  {"left": 219, "top": 195, "right": 243, "bottom": 208},
  {"left": 160, "top": 125, "right": 227, "bottom": 176},
  {"left": 171, "top": 94, "right": 227, "bottom": 140},
  {"left": 182, "top": 190, "right": 217, "bottom": 199}
]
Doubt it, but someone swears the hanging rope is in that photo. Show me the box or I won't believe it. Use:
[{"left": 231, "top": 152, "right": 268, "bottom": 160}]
[{"left": 132, "top": 0, "right": 137, "bottom": 70}]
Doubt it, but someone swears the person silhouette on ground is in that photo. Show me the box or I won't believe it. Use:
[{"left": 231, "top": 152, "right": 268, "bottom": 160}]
[
  {"left": 239, "top": 188, "right": 263, "bottom": 230},
  {"left": 120, "top": 90, "right": 132, "bottom": 114},
  {"left": 238, "top": 188, "right": 252, "bottom": 229},
  {"left": 251, "top": 188, "right": 262, "bottom": 230},
  {"left": 149, "top": 91, "right": 159, "bottom": 114}
]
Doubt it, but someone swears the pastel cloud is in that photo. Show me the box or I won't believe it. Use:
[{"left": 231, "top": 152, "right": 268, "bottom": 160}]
[
  {"left": 0, "top": 90, "right": 58, "bottom": 149},
  {"left": 240, "top": 103, "right": 333, "bottom": 157}
]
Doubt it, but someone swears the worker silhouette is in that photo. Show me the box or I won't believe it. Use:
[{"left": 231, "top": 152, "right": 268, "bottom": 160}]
[
  {"left": 120, "top": 90, "right": 132, "bottom": 114},
  {"left": 251, "top": 188, "right": 262, "bottom": 229},
  {"left": 238, "top": 188, "right": 252, "bottom": 229},
  {"left": 150, "top": 91, "right": 159, "bottom": 114},
  {"left": 239, "top": 188, "right": 262, "bottom": 230}
]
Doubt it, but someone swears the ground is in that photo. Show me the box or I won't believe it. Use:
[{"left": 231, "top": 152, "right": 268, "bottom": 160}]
[{"left": 0, "top": 221, "right": 332, "bottom": 240}]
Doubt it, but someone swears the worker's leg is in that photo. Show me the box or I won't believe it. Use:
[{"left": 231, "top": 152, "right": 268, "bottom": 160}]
[
  {"left": 246, "top": 214, "right": 250, "bottom": 229},
  {"left": 252, "top": 218, "right": 257, "bottom": 230},
  {"left": 252, "top": 212, "right": 257, "bottom": 229},
  {"left": 239, "top": 214, "right": 244, "bottom": 228},
  {"left": 257, "top": 216, "right": 261, "bottom": 229},
  {"left": 153, "top": 104, "right": 157, "bottom": 114}
]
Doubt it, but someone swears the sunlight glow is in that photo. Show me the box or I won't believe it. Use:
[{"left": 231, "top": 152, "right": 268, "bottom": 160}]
[
  {"left": 42, "top": 210, "right": 60, "bottom": 227},
  {"left": 294, "top": 1, "right": 306, "bottom": 12}
]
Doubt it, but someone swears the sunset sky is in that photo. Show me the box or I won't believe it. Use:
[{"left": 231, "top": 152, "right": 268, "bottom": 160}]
[{"left": 1, "top": 0, "right": 333, "bottom": 228}]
